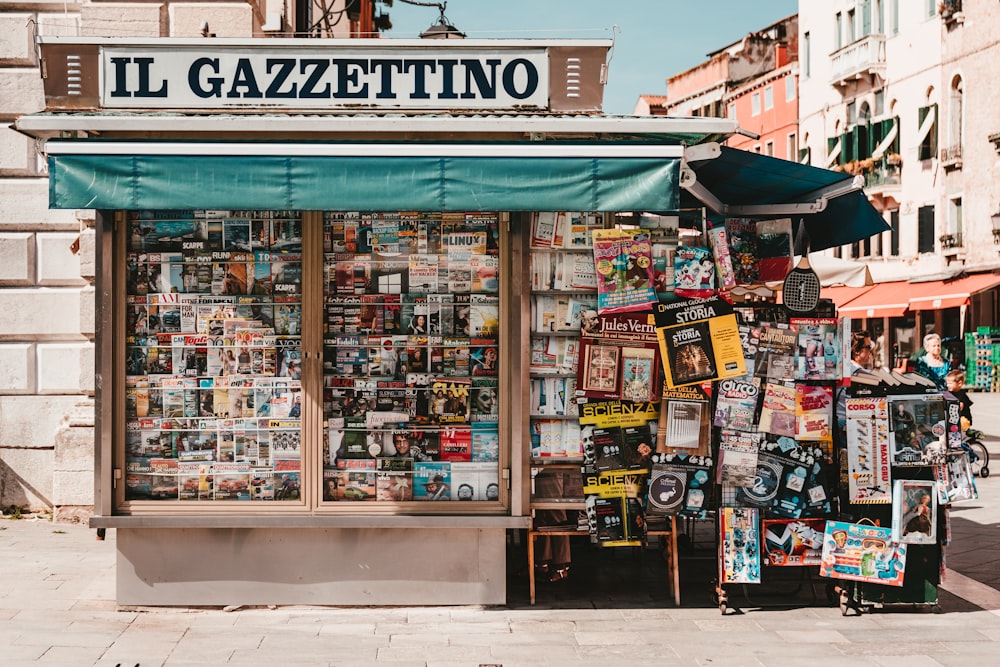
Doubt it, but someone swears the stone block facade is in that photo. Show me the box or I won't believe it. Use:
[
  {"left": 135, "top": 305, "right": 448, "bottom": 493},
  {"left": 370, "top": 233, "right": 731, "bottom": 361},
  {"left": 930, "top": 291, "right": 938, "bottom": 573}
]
[{"left": 0, "top": 1, "right": 277, "bottom": 518}]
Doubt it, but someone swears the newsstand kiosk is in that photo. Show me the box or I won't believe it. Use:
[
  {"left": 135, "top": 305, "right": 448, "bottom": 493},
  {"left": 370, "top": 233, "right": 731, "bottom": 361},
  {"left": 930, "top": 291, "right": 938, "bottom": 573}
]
[{"left": 16, "top": 36, "right": 889, "bottom": 607}]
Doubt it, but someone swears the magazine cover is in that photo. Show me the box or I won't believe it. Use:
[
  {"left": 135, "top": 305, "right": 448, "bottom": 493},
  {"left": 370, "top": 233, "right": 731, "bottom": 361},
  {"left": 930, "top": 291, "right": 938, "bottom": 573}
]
[
  {"left": 720, "top": 507, "right": 761, "bottom": 584},
  {"left": 653, "top": 296, "right": 745, "bottom": 389},
  {"left": 736, "top": 447, "right": 783, "bottom": 510},
  {"left": 718, "top": 429, "right": 762, "bottom": 487},
  {"left": 889, "top": 395, "right": 948, "bottom": 466},
  {"left": 845, "top": 396, "right": 892, "bottom": 504},
  {"left": 591, "top": 228, "right": 657, "bottom": 314},
  {"left": 656, "top": 384, "right": 712, "bottom": 456},
  {"left": 375, "top": 457, "right": 414, "bottom": 502},
  {"left": 449, "top": 462, "right": 498, "bottom": 500},
  {"left": 726, "top": 218, "right": 759, "bottom": 285},
  {"left": 794, "top": 384, "right": 833, "bottom": 442},
  {"left": 673, "top": 245, "right": 715, "bottom": 298},
  {"left": 646, "top": 456, "right": 712, "bottom": 518},
  {"left": 793, "top": 318, "right": 840, "bottom": 381},
  {"left": 762, "top": 518, "right": 826, "bottom": 566},
  {"left": 583, "top": 473, "right": 647, "bottom": 548},
  {"left": 892, "top": 479, "right": 938, "bottom": 544},
  {"left": 819, "top": 520, "right": 906, "bottom": 587},
  {"left": 712, "top": 377, "right": 760, "bottom": 432},
  {"left": 413, "top": 461, "right": 451, "bottom": 501},
  {"left": 757, "top": 382, "right": 797, "bottom": 437},
  {"left": 755, "top": 323, "right": 797, "bottom": 381}
]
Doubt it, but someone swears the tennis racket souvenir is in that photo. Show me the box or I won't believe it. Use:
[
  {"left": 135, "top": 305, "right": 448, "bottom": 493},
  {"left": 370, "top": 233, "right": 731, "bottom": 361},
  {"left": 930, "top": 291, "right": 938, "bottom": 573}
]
[{"left": 782, "top": 255, "right": 821, "bottom": 313}]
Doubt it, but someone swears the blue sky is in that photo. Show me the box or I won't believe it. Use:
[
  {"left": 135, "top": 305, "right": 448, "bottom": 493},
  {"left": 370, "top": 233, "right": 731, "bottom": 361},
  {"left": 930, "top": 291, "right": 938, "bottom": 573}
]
[{"left": 384, "top": 0, "right": 799, "bottom": 114}]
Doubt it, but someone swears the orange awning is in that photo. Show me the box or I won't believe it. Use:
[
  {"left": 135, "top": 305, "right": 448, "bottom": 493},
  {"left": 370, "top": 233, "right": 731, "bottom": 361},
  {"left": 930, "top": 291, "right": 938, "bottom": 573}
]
[
  {"left": 837, "top": 281, "right": 912, "bottom": 318},
  {"left": 908, "top": 273, "right": 1000, "bottom": 311},
  {"left": 821, "top": 285, "right": 875, "bottom": 310}
]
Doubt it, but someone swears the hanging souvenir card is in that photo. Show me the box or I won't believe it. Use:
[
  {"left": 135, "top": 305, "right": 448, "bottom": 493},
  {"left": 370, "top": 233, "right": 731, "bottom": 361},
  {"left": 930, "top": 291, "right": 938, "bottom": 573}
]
[
  {"left": 888, "top": 395, "right": 947, "bottom": 466},
  {"left": 819, "top": 520, "right": 906, "bottom": 587},
  {"left": 720, "top": 506, "right": 761, "bottom": 584},
  {"left": 892, "top": 479, "right": 938, "bottom": 545},
  {"left": 845, "top": 396, "right": 892, "bottom": 504},
  {"left": 762, "top": 518, "right": 827, "bottom": 567}
]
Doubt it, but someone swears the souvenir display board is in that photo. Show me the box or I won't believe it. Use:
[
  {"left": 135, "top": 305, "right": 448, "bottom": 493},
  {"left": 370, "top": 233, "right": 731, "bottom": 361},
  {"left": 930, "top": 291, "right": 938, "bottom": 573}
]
[
  {"left": 322, "top": 212, "right": 502, "bottom": 502},
  {"left": 124, "top": 210, "right": 303, "bottom": 502}
]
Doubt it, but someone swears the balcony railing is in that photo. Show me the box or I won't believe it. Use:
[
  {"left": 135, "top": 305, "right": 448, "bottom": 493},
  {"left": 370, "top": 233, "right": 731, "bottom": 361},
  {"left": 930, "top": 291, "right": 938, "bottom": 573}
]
[
  {"left": 829, "top": 34, "right": 887, "bottom": 86},
  {"left": 863, "top": 163, "right": 901, "bottom": 189}
]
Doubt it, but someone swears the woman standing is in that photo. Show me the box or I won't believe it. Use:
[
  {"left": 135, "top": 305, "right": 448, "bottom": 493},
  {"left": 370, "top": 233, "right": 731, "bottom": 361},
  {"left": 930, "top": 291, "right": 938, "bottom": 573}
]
[{"left": 913, "top": 333, "right": 951, "bottom": 390}]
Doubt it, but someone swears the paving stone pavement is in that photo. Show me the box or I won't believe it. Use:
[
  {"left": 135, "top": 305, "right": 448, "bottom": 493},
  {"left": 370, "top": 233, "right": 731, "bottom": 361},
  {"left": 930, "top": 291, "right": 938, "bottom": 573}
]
[{"left": 3, "top": 393, "right": 1000, "bottom": 666}]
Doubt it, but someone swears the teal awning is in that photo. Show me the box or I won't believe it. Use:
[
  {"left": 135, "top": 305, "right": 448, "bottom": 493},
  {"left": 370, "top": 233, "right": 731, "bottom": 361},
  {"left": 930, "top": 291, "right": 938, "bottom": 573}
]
[
  {"left": 683, "top": 146, "right": 891, "bottom": 252},
  {"left": 46, "top": 141, "right": 682, "bottom": 212}
]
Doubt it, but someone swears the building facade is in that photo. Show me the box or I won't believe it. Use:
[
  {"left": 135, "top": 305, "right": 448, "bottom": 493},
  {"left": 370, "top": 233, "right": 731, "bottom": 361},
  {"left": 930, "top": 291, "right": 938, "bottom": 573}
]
[
  {"left": 0, "top": 0, "right": 388, "bottom": 515},
  {"left": 635, "top": 16, "right": 799, "bottom": 161}
]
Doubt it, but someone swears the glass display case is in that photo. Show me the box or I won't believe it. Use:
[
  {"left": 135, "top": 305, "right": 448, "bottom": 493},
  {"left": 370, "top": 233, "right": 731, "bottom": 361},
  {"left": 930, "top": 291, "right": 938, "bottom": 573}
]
[{"left": 123, "top": 210, "right": 303, "bottom": 502}]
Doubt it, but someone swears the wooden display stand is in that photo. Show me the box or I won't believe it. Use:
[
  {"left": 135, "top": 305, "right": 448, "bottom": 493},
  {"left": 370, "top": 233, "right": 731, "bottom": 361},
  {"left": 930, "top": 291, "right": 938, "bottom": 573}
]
[{"left": 526, "top": 514, "right": 680, "bottom": 606}]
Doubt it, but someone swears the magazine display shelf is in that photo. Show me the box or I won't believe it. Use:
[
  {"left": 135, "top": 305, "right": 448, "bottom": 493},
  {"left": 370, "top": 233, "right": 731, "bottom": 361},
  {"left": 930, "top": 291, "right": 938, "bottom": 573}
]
[
  {"left": 834, "top": 378, "right": 958, "bottom": 615},
  {"left": 527, "top": 233, "right": 595, "bottom": 604},
  {"left": 711, "top": 303, "right": 843, "bottom": 614},
  {"left": 525, "top": 214, "right": 682, "bottom": 606}
]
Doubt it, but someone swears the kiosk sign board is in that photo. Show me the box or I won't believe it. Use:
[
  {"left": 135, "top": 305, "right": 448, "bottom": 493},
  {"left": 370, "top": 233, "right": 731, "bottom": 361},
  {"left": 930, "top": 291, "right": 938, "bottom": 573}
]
[
  {"left": 36, "top": 38, "right": 611, "bottom": 113},
  {"left": 100, "top": 47, "right": 549, "bottom": 110}
]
